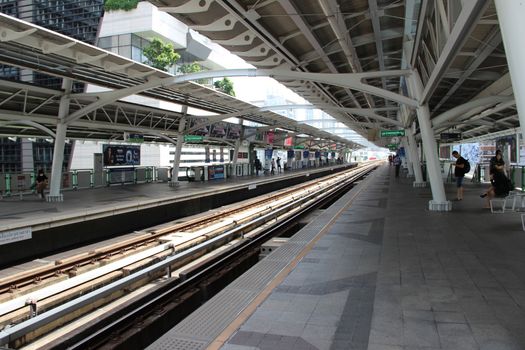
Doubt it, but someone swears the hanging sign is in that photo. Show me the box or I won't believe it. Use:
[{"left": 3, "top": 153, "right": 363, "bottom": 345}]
[{"left": 380, "top": 130, "right": 405, "bottom": 137}]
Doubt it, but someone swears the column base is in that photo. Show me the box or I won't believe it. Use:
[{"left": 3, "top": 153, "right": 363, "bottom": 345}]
[
  {"left": 46, "top": 194, "right": 63, "bottom": 202},
  {"left": 169, "top": 181, "right": 180, "bottom": 187},
  {"left": 412, "top": 181, "right": 427, "bottom": 188},
  {"left": 428, "top": 200, "right": 452, "bottom": 211}
]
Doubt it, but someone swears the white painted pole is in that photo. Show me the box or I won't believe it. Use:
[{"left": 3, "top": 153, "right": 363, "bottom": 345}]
[
  {"left": 48, "top": 79, "right": 72, "bottom": 202},
  {"left": 170, "top": 107, "right": 187, "bottom": 187},
  {"left": 406, "top": 128, "right": 425, "bottom": 185},
  {"left": 409, "top": 72, "right": 450, "bottom": 211},
  {"left": 494, "top": 1, "right": 525, "bottom": 140}
]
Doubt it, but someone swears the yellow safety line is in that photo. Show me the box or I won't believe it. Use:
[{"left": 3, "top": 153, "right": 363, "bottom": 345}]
[{"left": 206, "top": 165, "right": 381, "bottom": 350}]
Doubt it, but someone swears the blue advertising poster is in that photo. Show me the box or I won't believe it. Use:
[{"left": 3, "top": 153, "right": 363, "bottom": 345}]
[
  {"left": 398, "top": 147, "right": 405, "bottom": 157},
  {"left": 265, "top": 148, "right": 273, "bottom": 160},
  {"left": 324, "top": 151, "right": 328, "bottom": 158},
  {"left": 315, "top": 151, "right": 321, "bottom": 158},
  {"left": 208, "top": 165, "right": 225, "bottom": 180},
  {"left": 331, "top": 152, "right": 336, "bottom": 158},
  {"left": 103, "top": 145, "right": 140, "bottom": 166},
  {"left": 303, "top": 150, "right": 309, "bottom": 159},
  {"left": 287, "top": 149, "right": 295, "bottom": 158}
]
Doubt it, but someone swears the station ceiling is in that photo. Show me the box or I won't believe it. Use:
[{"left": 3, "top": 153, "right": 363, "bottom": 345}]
[
  {"left": 149, "top": 0, "right": 518, "bottom": 144},
  {"left": 0, "top": 13, "right": 356, "bottom": 149}
]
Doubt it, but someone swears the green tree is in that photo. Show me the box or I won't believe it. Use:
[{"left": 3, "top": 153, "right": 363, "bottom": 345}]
[
  {"left": 142, "top": 38, "right": 180, "bottom": 71},
  {"left": 178, "top": 62, "right": 202, "bottom": 74},
  {"left": 214, "top": 77, "right": 235, "bottom": 96},
  {"left": 104, "top": 0, "right": 139, "bottom": 12}
]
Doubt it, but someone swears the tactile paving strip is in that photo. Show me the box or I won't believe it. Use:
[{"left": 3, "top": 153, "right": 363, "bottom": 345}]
[{"left": 147, "top": 171, "right": 377, "bottom": 349}]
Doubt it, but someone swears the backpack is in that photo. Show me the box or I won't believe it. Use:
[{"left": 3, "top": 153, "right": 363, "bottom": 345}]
[{"left": 463, "top": 159, "right": 471, "bottom": 174}]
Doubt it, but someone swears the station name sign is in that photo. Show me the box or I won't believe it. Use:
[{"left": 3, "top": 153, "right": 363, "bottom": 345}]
[
  {"left": 440, "top": 132, "right": 462, "bottom": 141},
  {"left": 380, "top": 130, "right": 405, "bottom": 137},
  {"left": 184, "top": 135, "right": 204, "bottom": 143}
]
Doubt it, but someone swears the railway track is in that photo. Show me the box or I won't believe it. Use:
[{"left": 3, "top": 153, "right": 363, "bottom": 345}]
[{"left": 0, "top": 162, "right": 379, "bottom": 349}]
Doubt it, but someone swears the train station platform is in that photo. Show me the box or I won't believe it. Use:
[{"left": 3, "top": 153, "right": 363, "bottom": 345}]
[
  {"left": 0, "top": 164, "right": 353, "bottom": 267},
  {"left": 148, "top": 164, "right": 525, "bottom": 350}
]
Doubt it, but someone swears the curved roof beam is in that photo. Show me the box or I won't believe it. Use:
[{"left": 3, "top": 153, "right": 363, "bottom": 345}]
[
  {"left": 431, "top": 95, "right": 513, "bottom": 128},
  {"left": 65, "top": 69, "right": 416, "bottom": 125},
  {"left": 0, "top": 120, "right": 56, "bottom": 138}
]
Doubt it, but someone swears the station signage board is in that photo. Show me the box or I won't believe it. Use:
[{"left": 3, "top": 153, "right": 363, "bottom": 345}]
[
  {"left": 127, "top": 134, "right": 144, "bottom": 143},
  {"left": 184, "top": 135, "right": 204, "bottom": 143},
  {"left": 380, "top": 130, "right": 405, "bottom": 137},
  {"left": 440, "top": 132, "right": 462, "bottom": 141},
  {"left": 387, "top": 144, "right": 399, "bottom": 150},
  {"left": 294, "top": 145, "right": 305, "bottom": 149}
]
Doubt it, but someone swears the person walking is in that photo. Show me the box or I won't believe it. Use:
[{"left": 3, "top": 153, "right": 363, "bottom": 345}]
[
  {"left": 393, "top": 154, "right": 401, "bottom": 178},
  {"left": 35, "top": 169, "right": 48, "bottom": 201},
  {"left": 451, "top": 150, "right": 466, "bottom": 201},
  {"left": 254, "top": 157, "right": 262, "bottom": 176},
  {"left": 276, "top": 157, "right": 282, "bottom": 173}
]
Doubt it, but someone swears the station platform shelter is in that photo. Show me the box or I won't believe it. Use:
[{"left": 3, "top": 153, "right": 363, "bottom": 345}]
[{"left": 145, "top": 164, "right": 525, "bottom": 350}]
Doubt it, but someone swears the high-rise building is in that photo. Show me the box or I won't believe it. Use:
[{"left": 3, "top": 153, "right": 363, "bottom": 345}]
[{"left": 0, "top": 0, "right": 104, "bottom": 174}]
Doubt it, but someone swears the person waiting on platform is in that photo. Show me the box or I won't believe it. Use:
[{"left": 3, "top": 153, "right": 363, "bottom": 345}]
[
  {"left": 36, "top": 169, "right": 48, "bottom": 201},
  {"left": 271, "top": 158, "right": 276, "bottom": 175},
  {"left": 480, "top": 150, "right": 511, "bottom": 207},
  {"left": 276, "top": 157, "right": 282, "bottom": 173},
  {"left": 254, "top": 157, "right": 262, "bottom": 176},
  {"left": 393, "top": 154, "right": 401, "bottom": 178},
  {"left": 451, "top": 150, "right": 466, "bottom": 201}
]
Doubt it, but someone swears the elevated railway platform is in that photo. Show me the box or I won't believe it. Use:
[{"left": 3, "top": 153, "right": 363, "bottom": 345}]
[
  {"left": 0, "top": 164, "right": 355, "bottom": 268},
  {"left": 149, "top": 165, "right": 525, "bottom": 350}
]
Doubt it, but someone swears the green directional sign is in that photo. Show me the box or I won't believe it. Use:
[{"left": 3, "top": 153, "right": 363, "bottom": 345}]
[
  {"left": 380, "top": 130, "right": 405, "bottom": 137},
  {"left": 387, "top": 144, "right": 399, "bottom": 149},
  {"left": 294, "top": 145, "right": 305, "bottom": 149},
  {"left": 184, "top": 135, "right": 204, "bottom": 143}
]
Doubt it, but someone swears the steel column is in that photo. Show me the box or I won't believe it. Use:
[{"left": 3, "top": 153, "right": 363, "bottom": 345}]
[
  {"left": 409, "top": 72, "right": 450, "bottom": 211},
  {"left": 494, "top": 1, "right": 525, "bottom": 140},
  {"left": 48, "top": 79, "right": 72, "bottom": 202},
  {"left": 170, "top": 107, "right": 188, "bottom": 187}
]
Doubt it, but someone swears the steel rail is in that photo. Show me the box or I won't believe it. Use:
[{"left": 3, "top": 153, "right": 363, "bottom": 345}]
[
  {"left": 0, "top": 163, "right": 379, "bottom": 347},
  {"left": 0, "top": 166, "right": 359, "bottom": 293}
]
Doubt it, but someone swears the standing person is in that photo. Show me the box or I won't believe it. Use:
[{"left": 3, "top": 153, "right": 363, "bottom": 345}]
[
  {"left": 451, "top": 150, "right": 466, "bottom": 201},
  {"left": 393, "top": 154, "right": 401, "bottom": 178},
  {"left": 254, "top": 157, "right": 262, "bottom": 176},
  {"left": 271, "top": 158, "right": 276, "bottom": 175},
  {"left": 276, "top": 157, "right": 282, "bottom": 173},
  {"left": 35, "top": 169, "right": 48, "bottom": 201}
]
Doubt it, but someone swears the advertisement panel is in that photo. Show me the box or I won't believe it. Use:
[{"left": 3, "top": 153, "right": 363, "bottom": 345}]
[
  {"left": 208, "top": 165, "right": 225, "bottom": 180},
  {"left": 287, "top": 149, "right": 295, "bottom": 159},
  {"left": 103, "top": 145, "right": 140, "bottom": 166}
]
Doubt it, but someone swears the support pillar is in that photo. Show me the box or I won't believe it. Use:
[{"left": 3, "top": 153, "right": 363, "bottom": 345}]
[
  {"left": 495, "top": 1, "right": 525, "bottom": 140},
  {"left": 170, "top": 108, "right": 187, "bottom": 187},
  {"left": 406, "top": 128, "right": 425, "bottom": 186},
  {"left": 402, "top": 138, "right": 414, "bottom": 177},
  {"left": 48, "top": 79, "right": 72, "bottom": 202},
  {"left": 231, "top": 123, "right": 244, "bottom": 178},
  {"left": 409, "top": 72, "right": 451, "bottom": 211}
]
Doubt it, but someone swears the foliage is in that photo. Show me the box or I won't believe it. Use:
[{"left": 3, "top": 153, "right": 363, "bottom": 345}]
[
  {"left": 104, "top": 0, "right": 139, "bottom": 12},
  {"left": 178, "top": 62, "right": 202, "bottom": 74},
  {"left": 214, "top": 77, "right": 235, "bottom": 96},
  {"left": 142, "top": 38, "right": 180, "bottom": 71}
]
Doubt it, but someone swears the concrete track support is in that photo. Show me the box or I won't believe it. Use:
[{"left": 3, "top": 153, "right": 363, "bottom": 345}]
[
  {"left": 409, "top": 72, "right": 450, "bottom": 211},
  {"left": 495, "top": 1, "right": 525, "bottom": 139}
]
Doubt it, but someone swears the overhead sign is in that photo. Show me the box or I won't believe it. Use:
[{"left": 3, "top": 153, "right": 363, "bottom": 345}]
[
  {"left": 440, "top": 132, "right": 462, "bottom": 141},
  {"left": 126, "top": 134, "right": 144, "bottom": 143},
  {"left": 381, "top": 130, "right": 405, "bottom": 137},
  {"left": 184, "top": 135, "right": 204, "bottom": 143},
  {"left": 387, "top": 144, "right": 399, "bottom": 149},
  {"left": 294, "top": 145, "right": 305, "bottom": 149}
]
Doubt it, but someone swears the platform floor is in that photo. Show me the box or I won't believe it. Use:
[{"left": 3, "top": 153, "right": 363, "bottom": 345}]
[
  {"left": 149, "top": 164, "right": 525, "bottom": 350},
  {"left": 0, "top": 166, "right": 330, "bottom": 232}
]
